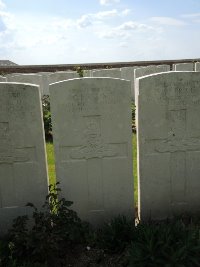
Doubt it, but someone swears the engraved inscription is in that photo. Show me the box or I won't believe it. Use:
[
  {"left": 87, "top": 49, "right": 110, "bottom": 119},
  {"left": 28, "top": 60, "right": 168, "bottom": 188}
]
[
  {"left": 146, "top": 106, "right": 200, "bottom": 209},
  {"left": 59, "top": 115, "right": 128, "bottom": 215},
  {"left": 0, "top": 122, "right": 37, "bottom": 209},
  {"left": 71, "top": 116, "right": 117, "bottom": 159},
  {"left": 168, "top": 109, "right": 186, "bottom": 137},
  {"left": 0, "top": 122, "right": 36, "bottom": 163},
  {"left": 0, "top": 147, "right": 36, "bottom": 163},
  {"left": 147, "top": 108, "right": 200, "bottom": 153},
  {"left": 147, "top": 136, "right": 200, "bottom": 154},
  {"left": 65, "top": 87, "right": 126, "bottom": 113},
  {"left": 0, "top": 122, "right": 12, "bottom": 162},
  {"left": 8, "top": 90, "right": 26, "bottom": 116},
  {"left": 14, "top": 147, "right": 36, "bottom": 163},
  {"left": 60, "top": 116, "right": 128, "bottom": 160},
  {"left": 0, "top": 123, "right": 9, "bottom": 138},
  {"left": 158, "top": 80, "right": 200, "bottom": 108}
]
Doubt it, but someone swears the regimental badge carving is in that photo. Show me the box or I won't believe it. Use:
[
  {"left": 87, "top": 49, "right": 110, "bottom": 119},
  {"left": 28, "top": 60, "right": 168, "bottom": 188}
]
[{"left": 70, "top": 116, "right": 117, "bottom": 159}]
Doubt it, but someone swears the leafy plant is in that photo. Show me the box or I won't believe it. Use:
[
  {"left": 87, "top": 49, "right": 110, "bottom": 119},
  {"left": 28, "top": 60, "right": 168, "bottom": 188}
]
[
  {"left": 42, "top": 95, "right": 52, "bottom": 141},
  {"left": 4, "top": 182, "right": 89, "bottom": 267},
  {"left": 75, "top": 66, "right": 84, "bottom": 77},
  {"left": 132, "top": 102, "right": 136, "bottom": 133},
  {"left": 0, "top": 71, "right": 5, "bottom": 76},
  {"left": 0, "top": 237, "right": 13, "bottom": 266},
  {"left": 105, "top": 65, "right": 112, "bottom": 69},
  {"left": 2, "top": 179, "right": 200, "bottom": 266},
  {"left": 94, "top": 215, "right": 135, "bottom": 253},
  {"left": 129, "top": 220, "right": 200, "bottom": 267}
]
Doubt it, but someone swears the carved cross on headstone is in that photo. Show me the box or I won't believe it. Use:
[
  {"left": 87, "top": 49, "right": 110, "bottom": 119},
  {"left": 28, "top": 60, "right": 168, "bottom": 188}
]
[
  {"left": 60, "top": 115, "right": 127, "bottom": 214},
  {"left": 146, "top": 107, "right": 200, "bottom": 211}
]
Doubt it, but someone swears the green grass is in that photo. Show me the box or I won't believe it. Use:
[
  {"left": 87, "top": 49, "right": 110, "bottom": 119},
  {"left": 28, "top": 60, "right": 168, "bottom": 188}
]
[
  {"left": 46, "top": 142, "right": 56, "bottom": 185},
  {"left": 46, "top": 133, "right": 138, "bottom": 206},
  {"left": 132, "top": 133, "right": 138, "bottom": 206}
]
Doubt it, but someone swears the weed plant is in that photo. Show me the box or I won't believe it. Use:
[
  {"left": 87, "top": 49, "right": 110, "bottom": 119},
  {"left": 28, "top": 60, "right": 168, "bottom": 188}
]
[
  {"left": 42, "top": 95, "right": 52, "bottom": 142},
  {"left": 74, "top": 66, "right": 84, "bottom": 77},
  {"left": 1, "top": 183, "right": 200, "bottom": 267},
  {"left": 129, "top": 220, "right": 200, "bottom": 267},
  {"left": 132, "top": 102, "right": 136, "bottom": 133},
  {"left": 75, "top": 66, "right": 92, "bottom": 77},
  {"left": 94, "top": 215, "right": 135, "bottom": 253},
  {"left": 1, "top": 183, "right": 89, "bottom": 267}
]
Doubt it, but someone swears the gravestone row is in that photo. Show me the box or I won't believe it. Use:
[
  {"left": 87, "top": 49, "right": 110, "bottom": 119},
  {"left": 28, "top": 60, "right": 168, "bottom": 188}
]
[
  {"left": 173, "top": 62, "right": 194, "bottom": 71},
  {"left": 0, "top": 78, "right": 134, "bottom": 234},
  {"left": 6, "top": 62, "right": 198, "bottom": 103},
  {"left": 5, "top": 64, "right": 172, "bottom": 101},
  {"left": 1, "top": 71, "right": 200, "bottom": 234}
]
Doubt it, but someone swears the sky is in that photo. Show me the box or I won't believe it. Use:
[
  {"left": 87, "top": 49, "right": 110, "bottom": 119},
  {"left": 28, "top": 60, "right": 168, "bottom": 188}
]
[{"left": 0, "top": 0, "right": 200, "bottom": 65}]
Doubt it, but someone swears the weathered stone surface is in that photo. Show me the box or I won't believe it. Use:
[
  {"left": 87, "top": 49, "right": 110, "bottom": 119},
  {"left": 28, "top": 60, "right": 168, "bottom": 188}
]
[
  {"left": 92, "top": 68, "right": 121, "bottom": 78},
  {"left": 0, "top": 83, "right": 48, "bottom": 235},
  {"left": 7, "top": 74, "right": 45, "bottom": 96},
  {"left": 173, "top": 63, "right": 194, "bottom": 71},
  {"left": 195, "top": 62, "right": 200, "bottom": 71},
  {"left": 134, "top": 65, "right": 170, "bottom": 79},
  {"left": 84, "top": 70, "right": 92, "bottom": 77},
  {"left": 121, "top": 67, "right": 138, "bottom": 101},
  {"left": 50, "top": 78, "right": 134, "bottom": 226},
  {"left": 136, "top": 72, "right": 200, "bottom": 221},
  {"left": 38, "top": 72, "right": 52, "bottom": 95},
  {"left": 48, "top": 71, "right": 79, "bottom": 84},
  {"left": 6, "top": 73, "right": 21, "bottom": 80},
  {"left": 134, "top": 65, "right": 170, "bottom": 100},
  {"left": 0, "top": 76, "right": 6, "bottom": 82}
]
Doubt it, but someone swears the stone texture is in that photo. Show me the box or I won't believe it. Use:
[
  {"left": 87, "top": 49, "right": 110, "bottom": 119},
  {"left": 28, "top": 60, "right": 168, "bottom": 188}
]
[
  {"left": 173, "top": 63, "right": 194, "bottom": 71},
  {"left": 7, "top": 74, "right": 45, "bottom": 96},
  {"left": 38, "top": 72, "right": 52, "bottom": 95},
  {"left": 50, "top": 78, "right": 134, "bottom": 226},
  {"left": 6, "top": 73, "right": 21, "bottom": 79},
  {"left": 136, "top": 72, "right": 200, "bottom": 221},
  {"left": 0, "top": 76, "right": 6, "bottom": 82},
  {"left": 0, "top": 83, "right": 48, "bottom": 235},
  {"left": 195, "top": 62, "right": 200, "bottom": 71},
  {"left": 134, "top": 65, "right": 170, "bottom": 78},
  {"left": 92, "top": 68, "right": 121, "bottom": 78},
  {"left": 121, "top": 67, "right": 138, "bottom": 101},
  {"left": 84, "top": 70, "right": 92, "bottom": 77},
  {"left": 134, "top": 65, "right": 170, "bottom": 100},
  {"left": 48, "top": 71, "right": 79, "bottom": 84}
]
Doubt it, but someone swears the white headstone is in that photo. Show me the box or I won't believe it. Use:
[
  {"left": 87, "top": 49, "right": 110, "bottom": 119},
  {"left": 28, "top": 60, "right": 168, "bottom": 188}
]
[
  {"left": 0, "top": 83, "right": 48, "bottom": 235},
  {"left": 7, "top": 74, "right": 45, "bottom": 96},
  {"left": 0, "top": 76, "right": 6, "bottom": 82},
  {"left": 121, "top": 67, "right": 138, "bottom": 101},
  {"left": 134, "top": 65, "right": 170, "bottom": 100},
  {"left": 50, "top": 78, "right": 134, "bottom": 226},
  {"left": 6, "top": 73, "right": 21, "bottom": 77},
  {"left": 136, "top": 72, "right": 200, "bottom": 221},
  {"left": 48, "top": 71, "right": 79, "bottom": 84},
  {"left": 92, "top": 68, "right": 121, "bottom": 78},
  {"left": 173, "top": 63, "right": 194, "bottom": 71},
  {"left": 134, "top": 65, "right": 170, "bottom": 80},
  {"left": 6, "top": 73, "right": 21, "bottom": 81},
  {"left": 84, "top": 70, "right": 92, "bottom": 77},
  {"left": 38, "top": 72, "right": 52, "bottom": 95},
  {"left": 195, "top": 62, "right": 200, "bottom": 71}
]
